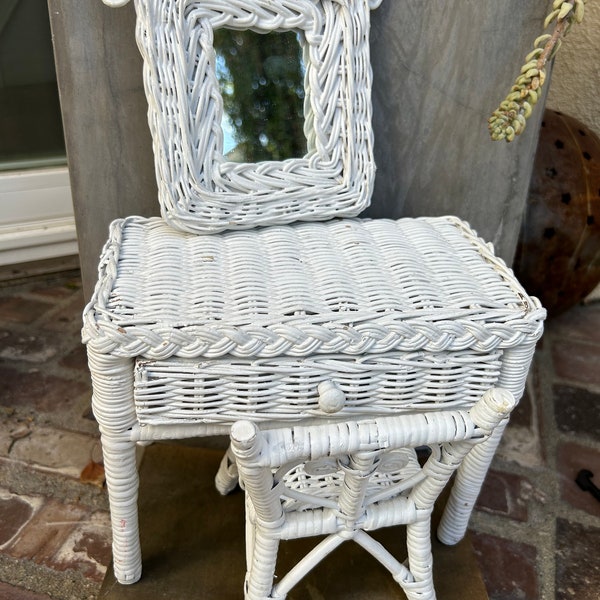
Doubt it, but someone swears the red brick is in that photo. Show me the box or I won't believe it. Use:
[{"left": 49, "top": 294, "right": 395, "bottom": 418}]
[
  {"left": 40, "top": 292, "right": 85, "bottom": 333},
  {"left": 0, "top": 493, "right": 34, "bottom": 546},
  {"left": 65, "top": 515, "right": 112, "bottom": 581},
  {"left": 475, "top": 470, "right": 529, "bottom": 522},
  {"left": 552, "top": 339, "right": 600, "bottom": 386},
  {"left": 44, "top": 510, "right": 111, "bottom": 581},
  {"left": 0, "top": 366, "right": 90, "bottom": 412},
  {"left": 2, "top": 491, "right": 110, "bottom": 582},
  {"left": 0, "top": 329, "right": 58, "bottom": 364},
  {"left": 59, "top": 344, "right": 89, "bottom": 372},
  {"left": 0, "top": 582, "right": 52, "bottom": 600},
  {"left": 4, "top": 499, "right": 88, "bottom": 563},
  {"left": 0, "top": 297, "right": 51, "bottom": 324},
  {"left": 31, "top": 280, "right": 82, "bottom": 299},
  {"left": 549, "top": 303, "right": 600, "bottom": 345},
  {"left": 471, "top": 532, "right": 538, "bottom": 600},
  {"left": 553, "top": 384, "right": 600, "bottom": 439},
  {"left": 72, "top": 524, "right": 111, "bottom": 566},
  {"left": 557, "top": 441, "right": 600, "bottom": 517},
  {"left": 555, "top": 519, "right": 600, "bottom": 599}
]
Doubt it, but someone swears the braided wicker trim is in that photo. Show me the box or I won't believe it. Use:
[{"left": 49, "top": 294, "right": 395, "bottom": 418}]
[
  {"left": 82, "top": 216, "right": 545, "bottom": 359},
  {"left": 134, "top": 0, "right": 376, "bottom": 233}
]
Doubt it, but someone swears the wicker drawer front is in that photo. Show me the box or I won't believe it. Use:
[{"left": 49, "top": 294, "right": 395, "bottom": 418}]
[{"left": 134, "top": 350, "right": 503, "bottom": 426}]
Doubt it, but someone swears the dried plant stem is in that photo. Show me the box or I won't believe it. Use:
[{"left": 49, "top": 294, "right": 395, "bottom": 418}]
[{"left": 488, "top": 0, "right": 586, "bottom": 142}]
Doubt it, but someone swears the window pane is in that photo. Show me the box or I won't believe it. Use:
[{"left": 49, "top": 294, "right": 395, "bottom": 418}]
[{"left": 0, "top": 0, "right": 66, "bottom": 171}]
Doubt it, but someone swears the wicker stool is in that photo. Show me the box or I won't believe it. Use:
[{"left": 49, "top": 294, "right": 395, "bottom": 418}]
[
  {"left": 228, "top": 389, "right": 517, "bottom": 600},
  {"left": 85, "top": 0, "right": 545, "bottom": 589}
]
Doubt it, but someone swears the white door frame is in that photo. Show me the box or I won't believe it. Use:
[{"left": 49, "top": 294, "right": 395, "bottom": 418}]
[{"left": 0, "top": 167, "right": 78, "bottom": 266}]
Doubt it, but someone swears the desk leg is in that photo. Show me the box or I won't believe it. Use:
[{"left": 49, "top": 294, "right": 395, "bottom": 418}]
[
  {"left": 88, "top": 350, "right": 142, "bottom": 583},
  {"left": 438, "top": 343, "right": 535, "bottom": 544},
  {"left": 102, "top": 432, "right": 141, "bottom": 583},
  {"left": 436, "top": 418, "right": 508, "bottom": 545}
]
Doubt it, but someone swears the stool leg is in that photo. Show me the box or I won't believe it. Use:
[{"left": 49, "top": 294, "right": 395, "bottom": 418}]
[
  {"left": 215, "top": 445, "right": 239, "bottom": 495},
  {"left": 245, "top": 527, "right": 280, "bottom": 600},
  {"left": 403, "top": 517, "right": 436, "bottom": 600},
  {"left": 437, "top": 419, "right": 507, "bottom": 545}
]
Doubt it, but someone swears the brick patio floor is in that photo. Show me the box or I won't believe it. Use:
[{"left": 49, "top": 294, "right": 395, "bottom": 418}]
[{"left": 0, "top": 268, "right": 599, "bottom": 599}]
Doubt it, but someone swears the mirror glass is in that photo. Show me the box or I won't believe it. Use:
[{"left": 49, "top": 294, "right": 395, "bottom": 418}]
[{"left": 214, "top": 29, "right": 307, "bottom": 162}]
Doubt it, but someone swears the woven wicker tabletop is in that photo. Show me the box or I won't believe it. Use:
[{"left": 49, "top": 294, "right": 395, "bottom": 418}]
[{"left": 83, "top": 215, "right": 544, "bottom": 360}]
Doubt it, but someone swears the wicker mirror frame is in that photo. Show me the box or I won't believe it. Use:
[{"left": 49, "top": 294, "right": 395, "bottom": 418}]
[{"left": 133, "top": 0, "right": 376, "bottom": 233}]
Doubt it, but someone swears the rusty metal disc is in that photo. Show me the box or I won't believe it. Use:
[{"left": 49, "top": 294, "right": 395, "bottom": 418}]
[{"left": 514, "top": 109, "right": 600, "bottom": 316}]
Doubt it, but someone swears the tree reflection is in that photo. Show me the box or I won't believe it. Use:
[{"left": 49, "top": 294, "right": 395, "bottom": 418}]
[{"left": 214, "top": 29, "right": 307, "bottom": 162}]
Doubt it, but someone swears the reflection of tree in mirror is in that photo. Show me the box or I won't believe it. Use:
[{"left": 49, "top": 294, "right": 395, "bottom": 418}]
[{"left": 214, "top": 29, "right": 307, "bottom": 162}]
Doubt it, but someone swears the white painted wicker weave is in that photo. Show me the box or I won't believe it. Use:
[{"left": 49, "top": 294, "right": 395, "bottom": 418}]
[
  {"left": 85, "top": 0, "right": 546, "bottom": 594},
  {"left": 227, "top": 389, "right": 517, "bottom": 600},
  {"left": 84, "top": 215, "right": 543, "bottom": 361},
  {"left": 83, "top": 213, "right": 544, "bottom": 586}
]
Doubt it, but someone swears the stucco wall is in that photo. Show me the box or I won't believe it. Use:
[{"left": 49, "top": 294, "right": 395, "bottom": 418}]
[{"left": 546, "top": 1, "right": 600, "bottom": 137}]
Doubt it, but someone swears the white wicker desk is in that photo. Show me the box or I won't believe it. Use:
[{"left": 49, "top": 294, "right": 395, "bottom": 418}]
[
  {"left": 83, "top": 213, "right": 544, "bottom": 584},
  {"left": 85, "top": 0, "right": 546, "bottom": 594}
]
